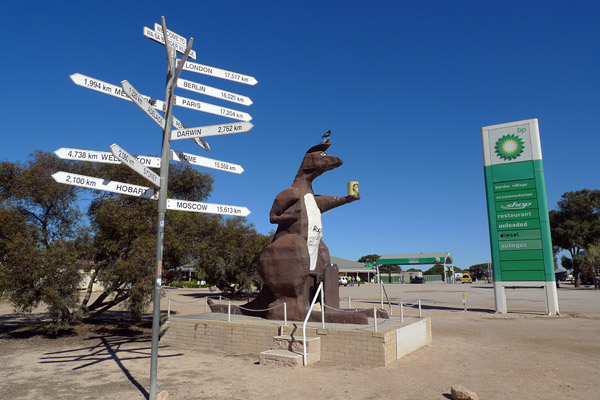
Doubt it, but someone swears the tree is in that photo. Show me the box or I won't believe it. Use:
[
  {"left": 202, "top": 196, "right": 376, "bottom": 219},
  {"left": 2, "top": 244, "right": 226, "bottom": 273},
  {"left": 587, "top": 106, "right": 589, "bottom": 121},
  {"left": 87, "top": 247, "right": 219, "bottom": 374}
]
[
  {"left": 0, "top": 152, "right": 88, "bottom": 330},
  {"left": 196, "top": 218, "right": 273, "bottom": 294},
  {"left": 468, "top": 263, "right": 489, "bottom": 280},
  {"left": 80, "top": 162, "right": 215, "bottom": 320},
  {"left": 357, "top": 254, "right": 381, "bottom": 264},
  {"left": 549, "top": 190, "right": 600, "bottom": 287},
  {"left": 423, "top": 264, "right": 444, "bottom": 275},
  {"left": 0, "top": 151, "right": 275, "bottom": 327}
]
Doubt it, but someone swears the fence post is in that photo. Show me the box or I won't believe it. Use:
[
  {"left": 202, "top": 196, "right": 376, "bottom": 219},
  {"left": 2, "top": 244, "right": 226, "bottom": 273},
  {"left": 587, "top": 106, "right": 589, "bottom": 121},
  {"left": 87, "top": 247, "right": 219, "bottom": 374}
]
[
  {"left": 418, "top": 299, "right": 422, "bottom": 318},
  {"left": 228, "top": 301, "right": 231, "bottom": 322},
  {"left": 373, "top": 307, "right": 378, "bottom": 332},
  {"left": 167, "top": 299, "right": 171, "bottom": 318},
  {"left": 400, "top": 301, "right": 404, "bottom": 323},
  {"left": 219, "top": 295, "right": 222, "bottom": 305},
  {"left": 348, "top": 296, "right": 351, "bottom": 309}
]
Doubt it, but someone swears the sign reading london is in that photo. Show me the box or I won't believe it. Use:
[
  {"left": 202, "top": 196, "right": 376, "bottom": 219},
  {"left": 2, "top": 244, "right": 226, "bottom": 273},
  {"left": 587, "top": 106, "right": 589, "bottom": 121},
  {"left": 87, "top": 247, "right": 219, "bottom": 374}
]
[{"left": 481, "top": 118, "right": 558, "bottom": 315}]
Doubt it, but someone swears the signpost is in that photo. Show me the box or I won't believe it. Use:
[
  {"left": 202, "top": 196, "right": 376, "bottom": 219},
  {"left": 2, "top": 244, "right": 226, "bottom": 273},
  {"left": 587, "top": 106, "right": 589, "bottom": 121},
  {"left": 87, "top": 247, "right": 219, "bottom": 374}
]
[
  {"left": 176, "top": 78, "right": 253, "bottom": 106},
  {"left": 143, "top": 26, "right": 197, "bottom": 60},
  {"left": 174, "top": 94, "right": 252, "bottom": 121},
  {"left": 171, "top": 150, "right": 244, "bottom": 174},
  {"left": 51, "top": 171, "right": 158, "bottom": 199},
  {"left": 167, "top": 198, "right": 250, "bottom": 217},
  {"left": 481, "top": 118, "right": 558, "bottom": 315},
  {"left": 54, "top": 147, "right": 161, "bottom": 168},
  {"left": 170, "top": 122, "right": 253, "bottom": 140},
  {"left": 57, "top": 17, "right": 255, "bottom": 400},
  {"left": 121, "top": 80, "right": 166, "bottom": 128},
  {"left": 177, "top": 59, "right": 258, "bottom": 85},
  {"left": 110, "top": 144, "right": 161, "bottom": 187}
]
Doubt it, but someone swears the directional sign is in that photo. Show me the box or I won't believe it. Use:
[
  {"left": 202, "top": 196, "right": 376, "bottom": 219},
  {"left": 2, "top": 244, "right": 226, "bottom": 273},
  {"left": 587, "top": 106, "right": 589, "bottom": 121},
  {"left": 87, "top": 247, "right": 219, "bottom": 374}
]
[
  {"left": 54, "top": 147, "right": 161, "bottom": 168},
  {"left": 176, "top": 78, "right": 253, "bottom": 106},
  {"left": 70, "top": 73, "right": 165, "bottom": 109},
  {"left": 170, "top": 122, "right": 253, "bottom": 141},
  {"left": 167, "top": 198, "right": 250, "bottom": 217},
  {"left": 170, "top": 150, "right": 244, "bottom": 174},
  {"left": 121, "top": 80, "right": 166, "bottom": 129},
  {"left": 110, "top": 144, "right": 161, "bottom": 187},
  {"left": 52, "top": 171, "right": 158, "bottom": 199},
  {"left": 143, "top": 26, "right": 196, "bottom": 60},
  {"left": 153, "top": 23, "right": 186, "bottom": 46},
  {"left": 174, "top": 95, "right": 252, "bottom": 122},
  {"left": 177, "top": 60, "right": 257, "bottom": 86}
]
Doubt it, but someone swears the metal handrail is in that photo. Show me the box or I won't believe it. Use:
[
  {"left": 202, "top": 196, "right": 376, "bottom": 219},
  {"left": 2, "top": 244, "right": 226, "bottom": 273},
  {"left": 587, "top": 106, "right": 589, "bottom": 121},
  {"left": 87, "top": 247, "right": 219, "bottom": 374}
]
[{"left": 302, "top": 282, "right": 324, "bottom": 366}]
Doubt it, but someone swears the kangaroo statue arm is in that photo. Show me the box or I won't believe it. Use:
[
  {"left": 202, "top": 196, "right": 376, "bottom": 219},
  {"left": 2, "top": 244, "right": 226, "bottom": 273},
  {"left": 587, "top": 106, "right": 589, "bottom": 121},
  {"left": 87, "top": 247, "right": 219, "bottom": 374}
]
[
  {"left": 315, "top": 194, "right": 360, "bottom": 213},
  {"left": 269, "top": 187, "right": 301, "bottom": 224}
]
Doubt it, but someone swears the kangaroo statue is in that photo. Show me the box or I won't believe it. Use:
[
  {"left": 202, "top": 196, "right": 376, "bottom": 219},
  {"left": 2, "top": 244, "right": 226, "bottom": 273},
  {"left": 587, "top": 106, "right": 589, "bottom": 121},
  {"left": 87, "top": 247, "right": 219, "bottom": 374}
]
[{"left": 209, "top": 137, "right": 388, "bottom": 324}]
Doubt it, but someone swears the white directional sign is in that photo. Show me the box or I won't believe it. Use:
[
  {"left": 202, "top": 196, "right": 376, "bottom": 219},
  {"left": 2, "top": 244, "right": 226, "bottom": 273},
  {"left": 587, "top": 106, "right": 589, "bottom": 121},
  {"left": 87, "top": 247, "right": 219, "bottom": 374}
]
[
  {"left": 54, "top": 147, "right": 161, "bottom": 168},
  {"left": 52, "top": 171, "right": 158, "bottom": 199},
  {"left": 167, "top": 199, "right": 250, "bottom": 217},
  {"left": 170, "top": 150, "right": 244, "bottom": 174},
  {"left": 175, "top": 95, "right": 252, "bottom": 122},
  {"left": 176, "top": 78, "right": 253, "bottom": 106},
  {"left": 154, "top": 23, "right": 186, "bottom": 47},
  {"left": 110, "top": 144, "right": 161, "bottom": 187},
  {"left": 121, "top": 80, "right": 166, "bottom": 129},
  {"left": 177, "top": 60, "right": 257, "bottom": 86},
  {"left": 70, "top": 73, "right": 165, "bottom": 109},
  {"left": 143, "top": 26, "right": 197, "bottom": 60},
  {"left": 170, "top": 122, "right": 253, "bottom": 141}
]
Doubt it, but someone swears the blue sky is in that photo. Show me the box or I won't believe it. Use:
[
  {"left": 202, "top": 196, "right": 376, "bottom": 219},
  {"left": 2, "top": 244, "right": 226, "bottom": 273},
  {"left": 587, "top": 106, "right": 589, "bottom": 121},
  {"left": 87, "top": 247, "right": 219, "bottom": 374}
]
[{"left": 1, "top": 1, "right": 598, "bottom": 269}]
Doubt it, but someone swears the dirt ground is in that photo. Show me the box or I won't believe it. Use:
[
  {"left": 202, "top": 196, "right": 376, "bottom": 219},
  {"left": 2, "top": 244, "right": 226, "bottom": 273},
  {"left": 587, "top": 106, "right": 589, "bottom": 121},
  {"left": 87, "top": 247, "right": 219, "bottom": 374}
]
[{"left": 1, "top": 282, "right": 599, "bottom": 399}]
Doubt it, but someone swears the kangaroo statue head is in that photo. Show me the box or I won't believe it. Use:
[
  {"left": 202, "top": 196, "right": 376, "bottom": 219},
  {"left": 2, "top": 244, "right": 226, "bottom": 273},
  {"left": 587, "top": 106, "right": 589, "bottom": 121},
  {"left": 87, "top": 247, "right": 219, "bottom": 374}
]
[{"left": 294, "top": 139, "right": 343, "bottom": 184}]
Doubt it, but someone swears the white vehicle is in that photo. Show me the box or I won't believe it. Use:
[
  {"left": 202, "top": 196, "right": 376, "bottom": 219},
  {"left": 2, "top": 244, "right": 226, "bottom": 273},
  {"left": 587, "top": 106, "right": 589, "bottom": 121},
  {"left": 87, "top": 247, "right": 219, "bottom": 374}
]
[{"left": 338, "top": 276, "right": 348, "bottom": 286}]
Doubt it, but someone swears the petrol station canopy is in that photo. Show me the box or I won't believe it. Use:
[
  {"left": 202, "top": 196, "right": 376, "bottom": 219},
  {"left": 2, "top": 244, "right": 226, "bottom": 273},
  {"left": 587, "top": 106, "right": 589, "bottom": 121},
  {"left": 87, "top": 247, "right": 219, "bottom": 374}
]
[{"left": 376, "top": 253, "right": 453, "bottom": 265}]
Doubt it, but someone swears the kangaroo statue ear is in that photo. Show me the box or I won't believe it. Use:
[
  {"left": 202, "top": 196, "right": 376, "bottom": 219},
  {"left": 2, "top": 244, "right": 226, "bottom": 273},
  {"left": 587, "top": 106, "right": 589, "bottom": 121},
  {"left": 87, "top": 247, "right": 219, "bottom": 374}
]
[{"left": 306, "top": 138, "right": 331, "bottom": 154}]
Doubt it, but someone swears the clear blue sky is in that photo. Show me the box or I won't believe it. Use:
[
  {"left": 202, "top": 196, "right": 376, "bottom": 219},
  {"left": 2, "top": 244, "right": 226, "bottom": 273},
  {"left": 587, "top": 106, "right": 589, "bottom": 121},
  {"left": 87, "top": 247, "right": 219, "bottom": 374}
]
[{"left": 1, "top": 1, "right": 598, "bottom": 269}]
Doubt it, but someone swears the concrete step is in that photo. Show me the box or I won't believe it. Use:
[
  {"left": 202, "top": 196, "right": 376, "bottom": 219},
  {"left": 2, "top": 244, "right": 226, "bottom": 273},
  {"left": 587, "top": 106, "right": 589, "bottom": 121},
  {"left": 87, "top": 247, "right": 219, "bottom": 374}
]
[
  {"left": 271, "top": 335, "right": 321, "bottom": 354},
  {"left": 259, "top": 349, "right": 303, "bottom": 367}
]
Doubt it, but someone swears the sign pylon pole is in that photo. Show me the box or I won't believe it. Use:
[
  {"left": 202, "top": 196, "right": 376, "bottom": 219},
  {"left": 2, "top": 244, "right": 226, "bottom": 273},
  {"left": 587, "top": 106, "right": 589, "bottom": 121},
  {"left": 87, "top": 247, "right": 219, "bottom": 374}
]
[{"left": 149, "top": 16, "right": 193, "bottom": 400}]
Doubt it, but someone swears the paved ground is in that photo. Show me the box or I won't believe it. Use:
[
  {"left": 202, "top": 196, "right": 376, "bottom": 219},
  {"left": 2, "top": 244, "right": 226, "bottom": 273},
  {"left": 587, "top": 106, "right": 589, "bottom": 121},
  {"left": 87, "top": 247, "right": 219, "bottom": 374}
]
[{"left": 1, "top": 281, "right": 599, "bottom": 399}]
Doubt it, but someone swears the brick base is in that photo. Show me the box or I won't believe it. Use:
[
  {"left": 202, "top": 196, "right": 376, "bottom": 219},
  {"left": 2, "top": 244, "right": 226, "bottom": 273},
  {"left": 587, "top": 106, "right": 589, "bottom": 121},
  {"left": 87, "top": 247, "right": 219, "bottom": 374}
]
[{"left": 161, "top": 313, "right": 431, "bottom": 367}]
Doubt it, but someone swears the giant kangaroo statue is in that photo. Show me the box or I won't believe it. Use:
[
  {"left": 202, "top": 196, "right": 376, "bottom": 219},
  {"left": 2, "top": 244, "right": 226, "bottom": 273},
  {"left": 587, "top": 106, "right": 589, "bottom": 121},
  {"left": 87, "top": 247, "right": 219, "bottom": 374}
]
[{"left": 210, "top": 137, "right": 388, "bottom": 324}]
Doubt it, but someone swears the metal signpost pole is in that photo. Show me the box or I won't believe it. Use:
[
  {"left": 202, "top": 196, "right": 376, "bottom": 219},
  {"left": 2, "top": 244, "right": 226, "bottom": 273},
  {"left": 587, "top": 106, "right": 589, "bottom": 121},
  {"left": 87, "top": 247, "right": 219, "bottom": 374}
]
[
  {"left": 377, "top": 264, "right": 383, "bottom": 309},
  {"left": 149, "top": 17, "right": 193, "bottom": 400}
]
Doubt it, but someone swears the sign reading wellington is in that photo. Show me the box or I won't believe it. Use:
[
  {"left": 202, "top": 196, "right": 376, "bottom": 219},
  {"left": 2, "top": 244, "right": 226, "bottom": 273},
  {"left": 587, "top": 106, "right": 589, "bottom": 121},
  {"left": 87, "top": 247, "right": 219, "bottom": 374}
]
[{"left": 481, "top": 118, "right": 558, "bottom": 315}]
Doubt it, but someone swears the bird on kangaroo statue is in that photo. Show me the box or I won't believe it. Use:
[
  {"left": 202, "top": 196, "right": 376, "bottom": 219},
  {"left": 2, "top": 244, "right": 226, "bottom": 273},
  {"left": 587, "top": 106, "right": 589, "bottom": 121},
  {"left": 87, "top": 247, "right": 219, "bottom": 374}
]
[{"left": 209, "top": 135, "right": 388, "bottom": 324}]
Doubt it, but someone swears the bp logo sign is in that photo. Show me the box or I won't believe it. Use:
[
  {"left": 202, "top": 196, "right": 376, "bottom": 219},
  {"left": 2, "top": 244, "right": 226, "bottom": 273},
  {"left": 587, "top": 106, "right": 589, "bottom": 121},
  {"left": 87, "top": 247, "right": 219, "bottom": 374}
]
[{"left": 495, "top": 134, "right": 525, "bottom": 161}]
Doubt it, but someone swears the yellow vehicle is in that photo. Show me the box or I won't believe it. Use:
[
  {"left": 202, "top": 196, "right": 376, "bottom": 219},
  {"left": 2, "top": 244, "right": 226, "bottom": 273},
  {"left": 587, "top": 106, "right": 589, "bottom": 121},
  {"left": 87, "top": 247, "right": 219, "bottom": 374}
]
[{"left": 461, "top": 272, "right": 472, "bottom": 283}]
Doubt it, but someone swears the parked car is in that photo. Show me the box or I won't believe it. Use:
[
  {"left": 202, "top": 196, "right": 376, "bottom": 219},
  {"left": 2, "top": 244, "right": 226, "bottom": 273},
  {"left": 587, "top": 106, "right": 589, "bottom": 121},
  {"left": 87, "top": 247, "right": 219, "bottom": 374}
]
[
  {"left": 338, "top": 276, "right": 348, "bottom": 286},
  {"left": 410, "top": 276, "right": 426, "bottom": 284}
]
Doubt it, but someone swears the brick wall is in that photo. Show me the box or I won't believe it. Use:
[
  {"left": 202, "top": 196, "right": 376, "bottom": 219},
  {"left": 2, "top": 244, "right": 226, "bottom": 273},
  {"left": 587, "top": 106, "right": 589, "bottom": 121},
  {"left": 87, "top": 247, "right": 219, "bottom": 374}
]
[{"left": 161, "top": 316, "right": 431, "bottom": 367}]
